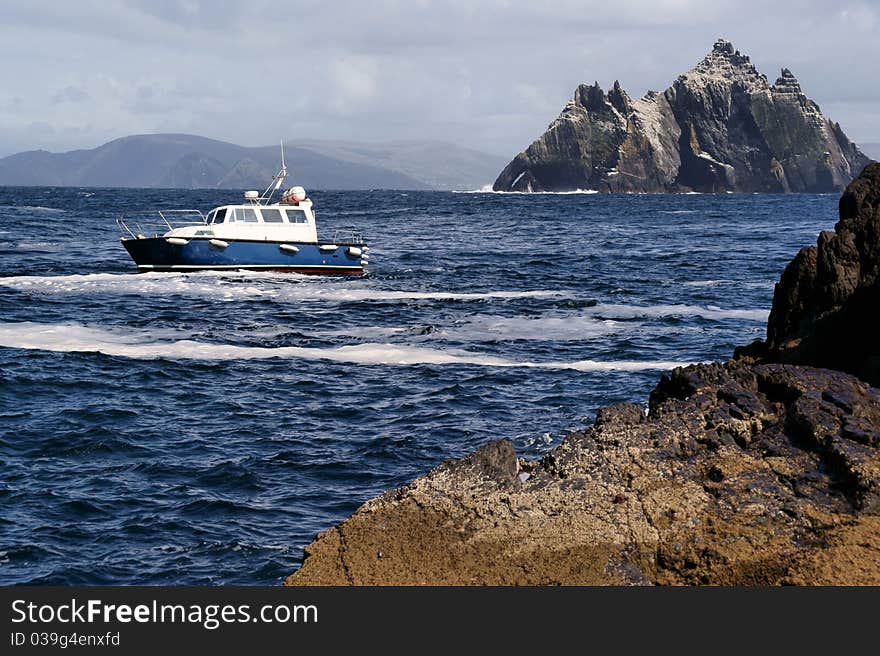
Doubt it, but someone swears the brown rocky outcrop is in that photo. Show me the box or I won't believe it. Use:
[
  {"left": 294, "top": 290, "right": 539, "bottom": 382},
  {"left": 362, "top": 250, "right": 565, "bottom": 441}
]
[
  {"left": 286, "top": 362, "right": 880, "bottom": 585},
  {"left": 285, "top": 165, "right": 880, "bottom": 586}
]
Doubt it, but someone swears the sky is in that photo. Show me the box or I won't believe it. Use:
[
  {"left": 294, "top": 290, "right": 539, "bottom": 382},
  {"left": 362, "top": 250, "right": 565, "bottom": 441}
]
[{"left": 0, "top": 0, "right": 877, "bottom": 158}]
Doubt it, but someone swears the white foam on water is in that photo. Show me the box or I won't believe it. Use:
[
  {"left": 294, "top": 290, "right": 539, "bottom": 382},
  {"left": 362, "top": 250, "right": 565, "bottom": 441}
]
[
  {"left": 0, "top": 322, "right": 691, "bottom": 372},
  {"left": 318, "top": 314, "right": 621, "bottom": 342},
  {"left": 0, "top": 205, "right": 66, "bottom": 213},
  {"left": 683, "top": 280, "right": 726, "bottom": 287},
  {"left": 0, "top": 271, "right": 566, "bottom": 304},
  {"left": 660, "top": 210, "right": 699, "bottom": 215},
  {"left": 13, "top": 241, "right": 62, "bottom": 250},
  {"left": 684, "top": 280, "right": 775, "bottom": 291},
  {"left": 318, "top": 326, "right": 411, "bottom": 339},
  {"left": 440, "top": 314, "right": 621, "bottom": 341},
  {"left": 591, "top": 303, "right": 768, "bottom": 322}
]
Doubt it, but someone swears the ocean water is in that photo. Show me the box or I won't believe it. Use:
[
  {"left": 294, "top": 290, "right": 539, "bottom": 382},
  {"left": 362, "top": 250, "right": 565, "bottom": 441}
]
[{"left": 0, "top": 187, "right": 837, "bottom": 584}]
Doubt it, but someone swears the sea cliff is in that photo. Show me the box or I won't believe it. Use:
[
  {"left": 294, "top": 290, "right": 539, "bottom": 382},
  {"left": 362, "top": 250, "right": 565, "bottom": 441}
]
[
  {"left": 493, "top": 40, "right": 871, "bottom": 193},
  {"left": 285, "top": 163, "right": 880, "bottom": 585}
]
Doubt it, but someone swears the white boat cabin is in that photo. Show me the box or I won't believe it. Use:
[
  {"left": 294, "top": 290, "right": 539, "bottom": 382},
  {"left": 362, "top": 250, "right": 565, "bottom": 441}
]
[{"left": 166, "top": 199, "right": 318, "bottom": 243}]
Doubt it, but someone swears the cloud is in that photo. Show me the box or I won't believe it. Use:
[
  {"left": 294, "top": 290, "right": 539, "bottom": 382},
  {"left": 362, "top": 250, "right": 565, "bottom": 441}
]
[
  {"left": 51, "top": 85, "right": 89, "bottom": 104},
  {"left": 0, "top": 0, "right": 877, "bottom": 157}
]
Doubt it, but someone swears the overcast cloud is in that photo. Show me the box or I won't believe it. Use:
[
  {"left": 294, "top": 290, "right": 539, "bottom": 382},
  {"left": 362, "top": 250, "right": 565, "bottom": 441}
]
[{"left": 0, "top": 0, "right": 877, "bottom": 157}]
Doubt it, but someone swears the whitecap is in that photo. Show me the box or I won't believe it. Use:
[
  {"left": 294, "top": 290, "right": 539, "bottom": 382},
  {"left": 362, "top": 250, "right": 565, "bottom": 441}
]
[
  {"left": 683, "top": 280, "right": 726, "bottom": 287},
  {"left": 590, "top": 303, "right": 768, "bottom": 322},
  {"left": 0, "top": 205, "right": 66, "bottom": 213}
]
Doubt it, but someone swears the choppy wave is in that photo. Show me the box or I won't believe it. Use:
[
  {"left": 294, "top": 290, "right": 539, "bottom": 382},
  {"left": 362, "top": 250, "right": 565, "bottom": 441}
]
[{"left": 0, "top": 322, "right": 691, "bottom": 371}]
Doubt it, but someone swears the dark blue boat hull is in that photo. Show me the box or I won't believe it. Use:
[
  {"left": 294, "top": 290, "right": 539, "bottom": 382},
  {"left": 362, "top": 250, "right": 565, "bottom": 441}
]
[{"left": 121, "top": 237, "right": 366, "bottom": 275}]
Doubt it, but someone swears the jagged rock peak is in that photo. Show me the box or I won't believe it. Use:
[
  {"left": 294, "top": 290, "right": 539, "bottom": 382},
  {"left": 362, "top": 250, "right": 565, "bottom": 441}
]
[
  {"left": 705, "top": 38, "right": 751, "bottom": 65},
  {"left": 713, "top": 38, "right": 735, "bottom": 54},
  {"left": 607, "top": 80, "right": 632, "bottom": 115},
  {"left": 684, "top": 37, "right": 766, "bottom": 90},
  {"left": 574, "top": 81, "right": 610, "bottom": 113},
  {"left": 772, "top": 68, "right": 803, "bottom": 94}
]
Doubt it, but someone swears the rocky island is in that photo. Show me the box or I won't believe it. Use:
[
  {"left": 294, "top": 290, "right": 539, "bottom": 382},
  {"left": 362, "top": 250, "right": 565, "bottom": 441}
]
[
  {"left": 286, "top": 163, "right": 880, "bottom": 585},
  {"left": 493, "top": 39, "right": 871, "bottom": 193}
]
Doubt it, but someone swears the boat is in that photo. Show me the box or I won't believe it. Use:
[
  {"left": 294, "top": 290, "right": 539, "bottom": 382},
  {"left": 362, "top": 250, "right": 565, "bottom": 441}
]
[{"left": 116, "top": 145, "right": 368, "bottom": 275}]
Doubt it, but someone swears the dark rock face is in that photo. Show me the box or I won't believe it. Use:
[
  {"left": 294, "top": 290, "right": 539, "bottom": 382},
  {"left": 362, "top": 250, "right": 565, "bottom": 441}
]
[
  {"left": 761, "top": 163, "right": 880, "bottom": 385},
  {"left": 493, "top": 39, "right": 871, "bottom": 193}
]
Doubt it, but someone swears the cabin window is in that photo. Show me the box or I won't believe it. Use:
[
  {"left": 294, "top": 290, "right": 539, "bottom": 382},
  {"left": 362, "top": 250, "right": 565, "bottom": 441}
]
[
  {"left": 212, "top": 208, "right": 227, "bottom": 224},
  {"left": 234, "top": 207, "right": 258, "bottom": 223},
  {"left": 261, "top": 208, "right": 283, "bottom": 223},
  {"left": 285, "top": 209, "right": 308, "bottom": 224}
]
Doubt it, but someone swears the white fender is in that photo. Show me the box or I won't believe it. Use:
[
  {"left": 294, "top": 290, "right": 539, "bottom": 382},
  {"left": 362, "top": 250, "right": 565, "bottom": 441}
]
[
  {"left": 166, "top": 237, "right": 188, "bottom": 246},
  {"left": 280, "top": 244, "right": 300, "bottom": 253},
  {"left": 209, "top": 239, "right": 229, "bottom": 248}
]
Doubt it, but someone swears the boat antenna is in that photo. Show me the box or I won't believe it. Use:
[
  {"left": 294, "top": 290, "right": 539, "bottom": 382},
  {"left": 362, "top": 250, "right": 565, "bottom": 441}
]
[{"left": 259, "top": 140, "right": 288, "bottom": 204}]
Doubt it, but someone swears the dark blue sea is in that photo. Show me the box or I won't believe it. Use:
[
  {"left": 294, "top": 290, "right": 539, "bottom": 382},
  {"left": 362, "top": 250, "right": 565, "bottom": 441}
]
[{"left": 0, "top": 187, "right": 837, "bottom": 584}]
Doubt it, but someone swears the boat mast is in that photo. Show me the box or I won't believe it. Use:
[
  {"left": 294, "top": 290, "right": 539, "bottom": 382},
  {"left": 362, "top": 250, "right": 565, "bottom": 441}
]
[{"left": 258, "top": 140, "right": 288, "bottom": 205}]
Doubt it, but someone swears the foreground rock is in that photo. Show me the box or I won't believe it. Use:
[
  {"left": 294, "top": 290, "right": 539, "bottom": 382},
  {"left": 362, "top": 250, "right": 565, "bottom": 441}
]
[
  {"left": 493, "top": 39, "right": 871, "bottom": 193},
  {"left": 287, "top": 363, "right": 880, "bottom": 585},
  {"left": 285, "top": 165, "right": 880, "bottom": 585}
]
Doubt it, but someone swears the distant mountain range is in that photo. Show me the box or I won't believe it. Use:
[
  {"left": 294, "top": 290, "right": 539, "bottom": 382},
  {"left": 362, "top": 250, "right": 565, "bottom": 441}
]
[{"left": 0, "top": 134, "right": 506, "bottom": 191}]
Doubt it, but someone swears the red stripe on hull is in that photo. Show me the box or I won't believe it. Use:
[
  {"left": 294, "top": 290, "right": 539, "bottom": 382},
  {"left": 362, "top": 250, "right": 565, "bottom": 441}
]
[{"left": 266, "top": 268, "right": 365, "bottom": 275}]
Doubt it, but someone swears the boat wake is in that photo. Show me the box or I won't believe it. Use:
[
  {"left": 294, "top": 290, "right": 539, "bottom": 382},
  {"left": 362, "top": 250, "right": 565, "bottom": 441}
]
[
  {"left": 0, "top": 272, "right": 567, "bottom": 303},
  {"left": 0, "top": 321, "right": 693, "bottom": 372}
]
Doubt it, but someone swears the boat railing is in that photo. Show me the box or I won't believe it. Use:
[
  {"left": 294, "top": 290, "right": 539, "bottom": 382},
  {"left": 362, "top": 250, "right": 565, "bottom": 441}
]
[
  {"left": 117, "top": 209, "right": 207, "bottom": 239},
  {"left": 331, "top": 227, "right": 365, "bottom": 244}
]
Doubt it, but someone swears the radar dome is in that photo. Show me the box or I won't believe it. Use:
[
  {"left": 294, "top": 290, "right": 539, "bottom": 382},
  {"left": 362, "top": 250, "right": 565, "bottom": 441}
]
[{"left": 281, "top": 186, "right": 307, "bottom": 204}]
